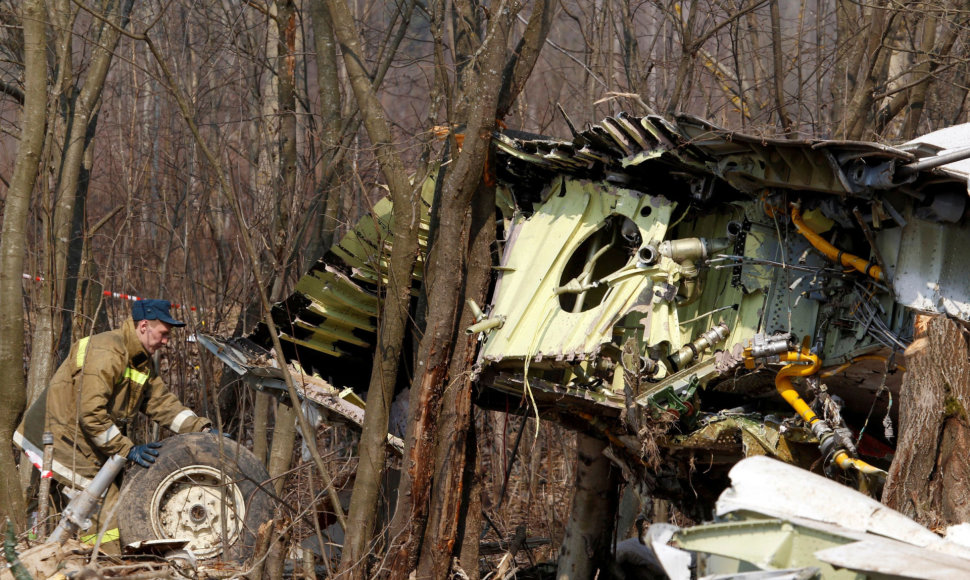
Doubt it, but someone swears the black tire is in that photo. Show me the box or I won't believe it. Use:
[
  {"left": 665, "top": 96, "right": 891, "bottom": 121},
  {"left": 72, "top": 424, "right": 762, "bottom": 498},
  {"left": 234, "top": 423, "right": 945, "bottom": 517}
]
[{"left": 117, "top": 433, "right": 274, "bottom": 562}]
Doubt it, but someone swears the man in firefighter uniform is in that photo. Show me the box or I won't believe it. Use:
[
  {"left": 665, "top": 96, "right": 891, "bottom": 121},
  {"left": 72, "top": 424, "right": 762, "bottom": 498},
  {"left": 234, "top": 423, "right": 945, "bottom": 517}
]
[{"left": 14, "top": 299, "right": 211, "bottom": 545}]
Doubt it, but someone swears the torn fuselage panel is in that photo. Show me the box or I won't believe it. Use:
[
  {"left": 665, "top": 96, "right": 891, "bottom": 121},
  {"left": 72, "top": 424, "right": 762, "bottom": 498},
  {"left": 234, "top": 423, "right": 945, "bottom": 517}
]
[{"left": 478, "top": 177, "right": 676, "bottom": 366}]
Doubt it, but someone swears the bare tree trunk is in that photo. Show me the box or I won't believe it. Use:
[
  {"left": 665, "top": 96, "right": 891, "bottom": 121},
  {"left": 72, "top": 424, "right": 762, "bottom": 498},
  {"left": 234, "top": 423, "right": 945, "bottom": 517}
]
[
  {"left": 0, "top": 0, "right": 47, "bottom": 530},
  {"left": 308, "top": 0, "right": 345, "bottom": 256},
  {"left": 900, "top": 11, "right": 936, "bottom": 139},
  {"left": 386, "top": 2, "right": 553, "bottom": 575},
  {"left": 557, "top": 433, "right": 620, "bottom": 580},
  {"left": 253, "top": 391, "right": 271, "bottom": 465},
  {"left": 25, "top": 0, "right": 133, "bottom": 408},
  {"left": 264, "top": 0, "right": 302, "bottom": 487},
  {"left": 413, "top": 183, "right": 495, "bottom": 579},
  {"left": 495, "top": 0, "right": 554, "bottom": 120},
  {"left": 324, "top": 1, "right": 423, "bottom": 576},
  {"left": 665, "top": 1, "right": 698, "bottom": 113},
  {"left": 768, "top": 0, "right": 792, "bottom": 134},
  {"left": 883, "top": 315, "right": 970, "bottom": 527},
  {"left": 268, "top": 404, "right": 299, "bottom": 495},
  {"left": 457, "top": 410, "right": 485, "bottom": 579},
  {"left": 841, "top": 0, "right": 894, "bottom": 139},
  {"left": 867, "top": 5, "right": 964, "bottom": 137}
]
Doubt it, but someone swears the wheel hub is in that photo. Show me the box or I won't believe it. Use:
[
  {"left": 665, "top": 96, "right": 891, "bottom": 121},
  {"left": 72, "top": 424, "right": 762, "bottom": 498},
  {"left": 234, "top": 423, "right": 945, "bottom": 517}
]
[
  {"left": 189, "top": 504, "right": 207, "bottom": 523},
  {"left": 150, "top": 465, "right": 247, "bottom": 560}
]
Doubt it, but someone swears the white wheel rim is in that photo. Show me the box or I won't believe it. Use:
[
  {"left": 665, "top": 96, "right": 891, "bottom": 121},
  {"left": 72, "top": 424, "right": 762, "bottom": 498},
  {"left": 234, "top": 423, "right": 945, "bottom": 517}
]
[{"left": 149, "top": 465, "right": 246, "bottom": 559}]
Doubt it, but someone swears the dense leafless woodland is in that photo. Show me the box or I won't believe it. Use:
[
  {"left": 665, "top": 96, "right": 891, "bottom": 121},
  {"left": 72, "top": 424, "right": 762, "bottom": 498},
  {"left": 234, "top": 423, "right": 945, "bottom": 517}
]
[{"left": 2, "top": 0, "right": 970, "bottom": 577}]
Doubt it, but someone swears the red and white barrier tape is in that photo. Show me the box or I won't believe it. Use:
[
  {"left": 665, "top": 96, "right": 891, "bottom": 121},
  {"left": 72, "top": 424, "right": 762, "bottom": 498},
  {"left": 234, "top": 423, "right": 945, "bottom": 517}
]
[{"left": 22, "top": 273, "right": 197, "bottom": 311}]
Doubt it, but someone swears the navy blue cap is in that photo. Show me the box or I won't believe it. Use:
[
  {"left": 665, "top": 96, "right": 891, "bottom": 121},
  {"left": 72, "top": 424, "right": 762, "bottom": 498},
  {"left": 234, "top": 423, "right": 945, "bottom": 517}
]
[{"left": 132, "top": 299, "right": 185, "bottom": 327}]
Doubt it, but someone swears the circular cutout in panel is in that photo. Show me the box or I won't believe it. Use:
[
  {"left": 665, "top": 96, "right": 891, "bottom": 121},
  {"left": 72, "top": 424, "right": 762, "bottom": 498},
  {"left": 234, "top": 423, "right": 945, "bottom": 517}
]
[{"left": 558, "top": 215, "right": 639, "bottom": 313}]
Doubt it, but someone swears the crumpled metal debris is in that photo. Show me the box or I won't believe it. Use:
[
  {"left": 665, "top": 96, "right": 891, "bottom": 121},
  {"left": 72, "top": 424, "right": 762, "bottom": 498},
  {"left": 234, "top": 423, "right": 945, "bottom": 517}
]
[{"left": 656, "top": 456, "right": 970, "bottom": 579}]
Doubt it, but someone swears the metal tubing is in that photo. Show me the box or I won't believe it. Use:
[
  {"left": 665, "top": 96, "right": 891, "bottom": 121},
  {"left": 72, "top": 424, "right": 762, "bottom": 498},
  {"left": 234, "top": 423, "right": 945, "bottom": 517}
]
[
  {"left": 47, "top": 454, "right": 126, "bottom": 545},
  {"left": 898, "top": 144, "right": 970, "bottom": 175},
  {"left": 820, "top": 354, "right": 905, "bottom": 378},
  {"left": 773, "top": 350, "right": 823, "bottom": 428},
  {"left": 466, "top": 317, "right": 504, "bottom": 335},
  {"left": 833, "top": 451, "right": 887, "bottom": 476},
  {"left": 670, "top": 322, "right": 730, "bottom": 370},
  {"left": 466, "top": 299, "right": 486, "bottom": 322}
]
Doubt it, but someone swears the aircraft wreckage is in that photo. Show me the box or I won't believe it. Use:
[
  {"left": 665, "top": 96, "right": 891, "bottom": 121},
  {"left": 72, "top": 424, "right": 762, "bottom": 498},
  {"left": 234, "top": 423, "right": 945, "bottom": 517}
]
[{"left": 202, "top": 113, "right": 970, "bottom": 514}]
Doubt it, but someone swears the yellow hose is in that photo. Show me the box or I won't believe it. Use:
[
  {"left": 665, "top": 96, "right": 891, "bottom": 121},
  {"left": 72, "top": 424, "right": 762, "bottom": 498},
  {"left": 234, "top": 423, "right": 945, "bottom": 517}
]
[
  {"left": 790, "top": 205, "right": 883, "bottom": 282},
  {"left": 773, "top": 349, "right": 886, "bottom": 478},
  {"left": 833, "top": 451, "right": 887, "bottom": 476},
  {"left": 774, "top": 350, "right": 823, "bottom": 427}
]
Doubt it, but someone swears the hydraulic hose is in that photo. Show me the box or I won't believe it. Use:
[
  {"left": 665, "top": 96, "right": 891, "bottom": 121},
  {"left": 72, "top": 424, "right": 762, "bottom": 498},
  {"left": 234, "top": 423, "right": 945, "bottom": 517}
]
[{"left": 790, "top": 204, "right": 883, "bottom": 282}]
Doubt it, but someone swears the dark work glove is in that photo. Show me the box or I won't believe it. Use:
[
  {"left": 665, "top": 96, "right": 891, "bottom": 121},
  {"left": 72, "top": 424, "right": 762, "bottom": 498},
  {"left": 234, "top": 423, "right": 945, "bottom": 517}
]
[{"left": 127, "top": 442, "right": 162, "bottom": 468}]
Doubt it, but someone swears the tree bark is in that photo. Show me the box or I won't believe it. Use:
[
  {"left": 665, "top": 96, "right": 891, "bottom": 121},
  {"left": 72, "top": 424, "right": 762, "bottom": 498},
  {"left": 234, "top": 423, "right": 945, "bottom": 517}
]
[
  {"left": 268, "top": 404, "right": 299, "bottom": 495},
  {"left": 386, "top": 1, "right": 554, "bottom": 574},
  {"left": 413, "top": 182, "right": 495, "bottom": 579},
  {"left": 25, "top": 0, "right": 133, "bottom": 409},
  {"left": 556, "top": 433, "right": 620, "bottom": 580},
  {"left": 324, "top": 1, "right": 423, "bottom": 577},
  {"left": 264, "top": 0, "right": 302, "bottom": 488},
  {"left": 385, "top": 6, "right": 510, "bottom": 577},
  {"left": 883, "top": 315, "right": 970, "bottom": 527},
  {"left": 841, "top": 0, "right": 895, "bottom": 139},
  {"left": 308, "top": 0, "right": 345, "bottom": 256},
  {"left": 768, "top": 0, "right": 792, "bottom": 135},
  {"left": 0, "top": 0, "right": 47, "bottom": 530},
  {"left": 495, "top": 0, "right": 554, "bottom": 120}
]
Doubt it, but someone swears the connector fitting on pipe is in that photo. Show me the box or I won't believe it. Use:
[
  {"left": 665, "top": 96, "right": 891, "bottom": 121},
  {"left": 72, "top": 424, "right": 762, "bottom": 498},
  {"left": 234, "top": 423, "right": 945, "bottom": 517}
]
[
  {"left": 744, "top": 333, "right": 794, "bottom": 362},
  {"left": 638, "top": 245, "right": 658, "bottom": 265},
  {"left": 743, "top": 342, "right": 887, "bottom": 481},
  {"left": 466, "top": 316, "right": 505, "bottom": 335},
  {"left": 658, "top": 236, "right": 732, "bottom": 263},
  {"left": 669, "top": 322, "right": 731, "bottom": 370}
]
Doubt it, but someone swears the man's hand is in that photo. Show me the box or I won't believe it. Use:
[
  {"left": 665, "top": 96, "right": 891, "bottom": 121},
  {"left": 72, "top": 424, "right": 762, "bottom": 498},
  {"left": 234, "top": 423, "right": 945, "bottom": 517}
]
[{"left": 127, "top": 442, "right": 162, "bottom": 468}]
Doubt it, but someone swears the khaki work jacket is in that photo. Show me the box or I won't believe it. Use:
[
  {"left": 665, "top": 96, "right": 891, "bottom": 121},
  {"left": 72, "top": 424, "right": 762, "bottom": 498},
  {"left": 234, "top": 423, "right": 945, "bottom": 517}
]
[{"left": 14, "top": 318, "right": 209, "bottom": 488}]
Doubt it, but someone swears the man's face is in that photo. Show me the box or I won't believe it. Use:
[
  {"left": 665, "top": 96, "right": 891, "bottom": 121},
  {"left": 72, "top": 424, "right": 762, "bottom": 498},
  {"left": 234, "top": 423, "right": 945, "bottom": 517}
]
[{"left": 138, "top": 319, "right": 174, "bottom": 355}]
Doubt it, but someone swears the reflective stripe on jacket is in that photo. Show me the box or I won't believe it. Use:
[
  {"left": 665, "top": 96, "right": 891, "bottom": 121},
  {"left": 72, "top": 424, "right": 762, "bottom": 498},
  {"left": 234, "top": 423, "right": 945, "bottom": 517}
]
[{"left": 15, "top": 317, "right": 209, "bottom": 484}]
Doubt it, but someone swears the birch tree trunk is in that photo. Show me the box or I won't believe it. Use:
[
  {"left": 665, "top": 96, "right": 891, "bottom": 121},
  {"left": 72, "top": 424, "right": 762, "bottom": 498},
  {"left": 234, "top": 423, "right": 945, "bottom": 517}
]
[{"left": 557, "top": 434, "right": 621, "bottom": 580}]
